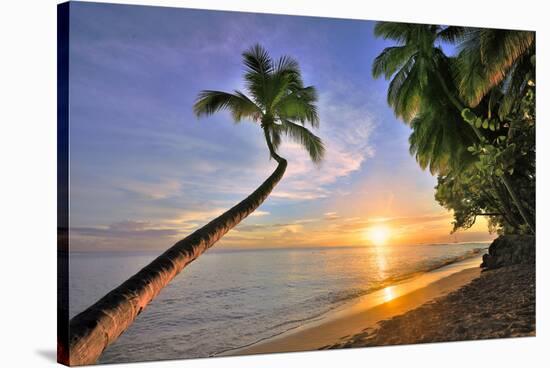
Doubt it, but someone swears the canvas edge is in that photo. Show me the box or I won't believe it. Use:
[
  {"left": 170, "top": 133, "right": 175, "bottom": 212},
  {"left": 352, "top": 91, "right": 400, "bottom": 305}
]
[{"left": 57, "top": 1, "right": 71, "bottom": 366}]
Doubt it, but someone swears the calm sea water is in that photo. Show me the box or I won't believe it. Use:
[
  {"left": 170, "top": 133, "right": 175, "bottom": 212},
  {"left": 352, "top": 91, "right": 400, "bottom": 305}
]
[{"left": 69, "top": 243, "right": 487, "bottom": 363}]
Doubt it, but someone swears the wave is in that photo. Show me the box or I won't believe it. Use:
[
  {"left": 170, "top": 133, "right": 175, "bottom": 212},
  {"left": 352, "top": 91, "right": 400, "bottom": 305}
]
[
  {"left": 214, "top": 246, "right": 487, "bottom": 356},
  {"left": 284, "top": 247, "right": 488, "bottom": 311}
]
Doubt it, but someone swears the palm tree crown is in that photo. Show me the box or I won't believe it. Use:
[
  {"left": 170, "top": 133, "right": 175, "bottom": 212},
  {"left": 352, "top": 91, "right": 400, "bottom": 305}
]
[
  {"left": 408, "top": 97, "right": 476, "bottom": 174},
  {"left": 372, "top": 22, "right": 535, "bottom": 233},
  {"left": 372, "top": 22, "right": 475, "bottom": 174},
  {"left": 371, "top": 22, "right": 463, "bottom": 123},
  {"left": 454, "top": 28, "right": 535, "bottom": 116},
  {"left": 193, "top": 44, "right": 325, "bottom": 164}
]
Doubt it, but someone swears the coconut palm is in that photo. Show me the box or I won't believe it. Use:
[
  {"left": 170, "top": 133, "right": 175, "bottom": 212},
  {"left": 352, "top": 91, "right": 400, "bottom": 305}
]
[
  {"left": 372, "top": 23, "right": 479, "bottom": 174},
  {"left": 454, "top": 28, "right": 535, "bottom": 116},
  {"left": 372, "top": 22, "right": 534, "bottom": 233},
  {"left": 193, "top": 44, "right": 325, "bottom": 164},
  {"left": 372, "top": 23, "right": 480, "bottom": 169},
  {"left": 452, "top": 28, "right": 536, "bottom": 232},
  {"left": 371, "top": 22, "right": 465, "bottom": 122},
  {"left": 409, "top": 102, "right": 477, "bottom": 175},
  {"left": 59, "top": 44, "right": 323, "bottom": 365}
]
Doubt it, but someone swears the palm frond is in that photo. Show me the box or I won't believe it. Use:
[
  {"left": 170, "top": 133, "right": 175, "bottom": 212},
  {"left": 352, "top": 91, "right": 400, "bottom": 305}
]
[
  {"left": 242, "top": 44, "right": 274, "bottom": 109},
  {"left": 386, "top": 56, "right": 423, "bottom": 122},
  {"left": 242, "top": 44, "right": 273, "bottom": 75},
  {"left": 455, "top": 28, "right": 535, "bottom": 106},
  {"left": 438, "top": 26, "right": 467, "bottom": 43},
  {"left": 374, "top": 22, "right": 420, "bottom": 44},
  {"left": 409, "top": 102, "right": 476, "bottom": 174},
  {"left": 498, "top": 52, "right": 533, "bottom": 119},
  {"left": 268, "top": 55, "right": 304, "bottom": 108},
  {"left": 454, "top": 44, "right": 487, "bottom": 106},
  {"left": 372, "top": 23, "right": 454, "bottom": 123},
  {"left": 274, "top": 55, "right": 301, "bottom": 81},
  {"left": 372, "top": 46, "right": 416, "bottom": 79},
  {"left": 193, "top": 90, "right": 261, "bottom": 122},
  {"left": 275, "top": 120, "right": 325, "bottom": 163},
  {"left": 270, "top": 125, "right": 282, "bottom": 152},
  {"left": 275, "top": 86, "right": 320, "bottom": 127},
  {"left": 195, "top": 44, "right": 323, "bottom": 166}
]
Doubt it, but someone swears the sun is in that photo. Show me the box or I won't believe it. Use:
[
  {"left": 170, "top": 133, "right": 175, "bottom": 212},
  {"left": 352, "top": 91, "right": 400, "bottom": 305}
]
[{"left": 364, "top": 225, "right": 391, "bottom": 246}]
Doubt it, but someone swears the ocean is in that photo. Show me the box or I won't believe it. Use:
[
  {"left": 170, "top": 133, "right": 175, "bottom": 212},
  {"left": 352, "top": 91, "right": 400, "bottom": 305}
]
[{"left": 69, "top": 243, "right": 488, "bottom": 364}]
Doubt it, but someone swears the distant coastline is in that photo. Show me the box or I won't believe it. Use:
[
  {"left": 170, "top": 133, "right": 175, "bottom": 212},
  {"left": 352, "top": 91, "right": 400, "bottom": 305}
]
[{"left": 65, "top": 240, "right": 493, "bottom": 255}]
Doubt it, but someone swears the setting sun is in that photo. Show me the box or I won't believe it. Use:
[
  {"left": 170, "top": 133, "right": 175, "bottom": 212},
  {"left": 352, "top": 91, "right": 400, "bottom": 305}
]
[{"left": 364, "top": 225, "right": 391, "bottom": 246}]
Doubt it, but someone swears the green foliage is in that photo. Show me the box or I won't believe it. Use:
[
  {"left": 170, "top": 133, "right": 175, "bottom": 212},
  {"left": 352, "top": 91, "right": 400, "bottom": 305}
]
[
  {"left": 371, "top": 23, "right": 452, "bottom": 123},
  {"left": 373, "top": 23, "right": 536, "bottom": 234},
  {"left": 453, "top": 28, "right": 535, "bottom": 108},
  {"left": 272, "top": 120, "right": 325, "bottom": 164},
  {"left": 409, "top": 100, "right": 476, "bottom": 174},
  {"left": 461, "top": 108, "right": 476, "bottom": 124},
  {"left": 436, "top": 85, "right": 535, "bottom": 234},
  {"left": 193, "top": 44, "right": 324, "bottom": 163}
]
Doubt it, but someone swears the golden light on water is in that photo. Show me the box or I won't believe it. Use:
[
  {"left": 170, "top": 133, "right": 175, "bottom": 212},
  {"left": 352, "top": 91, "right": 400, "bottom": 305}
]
[
  {"left": 364, "top": 224, "right": 391, "bottom": 246},
  {"left": 383, "top": 286, "right": 395, "bottom": 302}
]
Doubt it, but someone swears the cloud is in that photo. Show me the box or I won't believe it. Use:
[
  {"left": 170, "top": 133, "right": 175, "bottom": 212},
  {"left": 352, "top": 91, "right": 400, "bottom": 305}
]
[
  {"left": 167, "top": 208, "right": 227, "bottom": 227},
  {"left": 270, "top": 189, "right": 328, "bottom": 200},
  {"left": 236, "top": 222, "right": 302, "bottom": 233},
  {"left": 73, "top": 220, "right": 179, "bottom": 235},
  {"left": 115, "top": 178, "right": 182, "bottom": 200},
  {"left": 71, "top": 220, "right": 182, "bottom": 248},
  {"left": 324, "top": 212, "right": 340, "bottom": 220},
  {"left": 249, "top": 210, "right": 270, "bottom": 217},
  {"left": 271, "top": 83, "right": 376, "bottom": 201},
  {"left": 333, "top": 214, "right": 452, "bottom": 233}
]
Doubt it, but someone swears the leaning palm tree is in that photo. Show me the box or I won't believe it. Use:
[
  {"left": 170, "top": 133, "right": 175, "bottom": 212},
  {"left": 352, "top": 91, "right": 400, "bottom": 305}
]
[
  {"left": 372, "top": 22, "right": 534, "bottom": 233},
  {"left": 58, "top": 44, "right": 324, "bottom": 365}
]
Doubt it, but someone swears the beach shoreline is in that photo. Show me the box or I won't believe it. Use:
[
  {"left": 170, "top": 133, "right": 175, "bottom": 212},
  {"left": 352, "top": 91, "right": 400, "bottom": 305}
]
[
  {"left": 220, "top": 255, "right": 485, "bottom": 356},
  {"left": 332, "top": 264, "right": 535, "bottom": 348}
]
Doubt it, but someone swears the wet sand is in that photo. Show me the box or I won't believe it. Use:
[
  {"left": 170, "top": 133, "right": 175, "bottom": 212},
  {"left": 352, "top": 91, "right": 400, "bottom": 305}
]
[
  {"left": 222, "top": 256, "right": 484, "bottom": 356},
  {"left": 331, "top": 264, "right": 535, "bottom": 348}
]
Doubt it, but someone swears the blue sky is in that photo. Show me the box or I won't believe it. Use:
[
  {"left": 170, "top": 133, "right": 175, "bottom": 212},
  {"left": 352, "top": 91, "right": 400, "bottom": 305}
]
[{"left": 67, "top": 2, "right": 493, "bottom": 251}]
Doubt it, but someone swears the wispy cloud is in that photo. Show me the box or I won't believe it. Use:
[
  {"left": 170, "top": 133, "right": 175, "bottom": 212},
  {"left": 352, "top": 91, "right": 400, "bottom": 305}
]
[
  {"left": 324, "top": 212, "right": 340, "bottom": 220},
  {"left": 272, "top": 84, "right": 377, "bottom": 201},
  {"left": 116, "top": 178, "right": 182, "bottom": 200},
  {"left": 73, "top": 220, "right": 180, "bottom": 238},
  {"left": 250, "top": 210, "right": 270, "bottom": 217},
  {"left": 333, "top": 214, "right": 453, "bottom": 232},
  {"left": 66, "top": 5, "right": 493, "bottom": 251},
  {"left": 70, "top": 220, "right": 184, "bottom": 251}
]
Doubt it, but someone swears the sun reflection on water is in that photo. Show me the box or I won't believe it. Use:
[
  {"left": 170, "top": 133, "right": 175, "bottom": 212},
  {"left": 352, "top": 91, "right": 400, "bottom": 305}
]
[
  {"left": 374, "top": 242, "right": 389, "bottom": 280},
  {"left": 383, "top": 286, "right": 395, "bottom": 302}
]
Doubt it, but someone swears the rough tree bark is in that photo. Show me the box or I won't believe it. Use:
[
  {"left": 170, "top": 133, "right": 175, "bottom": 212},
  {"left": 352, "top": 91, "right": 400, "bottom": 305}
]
[{"left": 58, "top": 158, "right": 287, "bottom": 366}]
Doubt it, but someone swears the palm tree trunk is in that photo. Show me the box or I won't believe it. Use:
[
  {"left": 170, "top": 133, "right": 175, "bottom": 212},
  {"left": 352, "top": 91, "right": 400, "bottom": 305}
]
[
  {"left": 501, "top": 174, "right": 535, "bottom": 232},
  {"left": 481, "top": 185, "right": 520, "bottom": 230},
  {"left": 263, "top": 127, "right": 284, "bottom": 163},
  {"left": 58, "top": 158, "right": 287, "bottom": 365},
  {"left": 433, "top": 69, "right": 535, "bottom": 234}
]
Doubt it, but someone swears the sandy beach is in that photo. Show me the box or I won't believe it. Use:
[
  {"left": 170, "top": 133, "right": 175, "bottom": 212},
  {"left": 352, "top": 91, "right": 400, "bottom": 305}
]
[
  {"left": 223, "top": 254, "right": 535, "bottom": 357},
  {"left": 222, "top": 256, "right": 489, "bottom": 356},
  {"left": 331, "top": 264, "right": 535, "bottom": 348}
]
